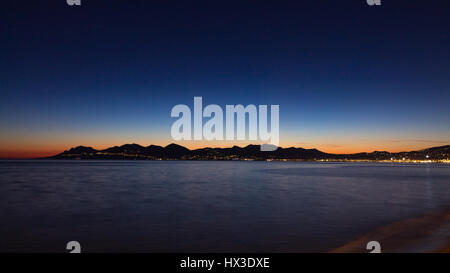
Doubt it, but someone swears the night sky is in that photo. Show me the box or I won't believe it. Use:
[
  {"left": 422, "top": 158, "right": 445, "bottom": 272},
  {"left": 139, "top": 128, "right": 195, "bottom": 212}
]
[{"left": 1, "top": 0, "right": 449, "bottom": 158}]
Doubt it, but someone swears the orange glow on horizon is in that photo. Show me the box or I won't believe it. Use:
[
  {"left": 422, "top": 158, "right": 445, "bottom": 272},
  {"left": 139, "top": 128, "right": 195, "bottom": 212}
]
[
  {"left": 1, "top": 139, "right": 447, "bottom": 159},
  {"left": 1, "top": 131, "right": 448, "bottom": 158}
]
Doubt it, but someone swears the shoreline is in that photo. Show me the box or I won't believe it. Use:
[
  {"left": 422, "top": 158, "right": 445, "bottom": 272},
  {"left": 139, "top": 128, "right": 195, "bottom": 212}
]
[
  {"left": 1, "top": 158, "right": 450, "bottom": 164},
  {"left": 330, "top": 208, "right": 450, "bottom": 253}
]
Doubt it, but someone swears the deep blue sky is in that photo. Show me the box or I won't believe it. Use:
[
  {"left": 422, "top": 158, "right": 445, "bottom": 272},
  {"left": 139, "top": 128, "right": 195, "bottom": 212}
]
[{"left": 1, "top": 0, "right": 449, "bottom": 157}]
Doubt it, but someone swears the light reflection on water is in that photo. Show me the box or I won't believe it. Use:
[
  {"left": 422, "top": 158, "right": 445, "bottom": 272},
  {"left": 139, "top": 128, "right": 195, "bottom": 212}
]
[{"left": 0, "top": 160, "right": 449, "bottom": 252}]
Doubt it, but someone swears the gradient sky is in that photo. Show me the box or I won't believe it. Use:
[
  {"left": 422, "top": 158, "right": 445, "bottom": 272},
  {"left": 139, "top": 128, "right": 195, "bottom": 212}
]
[{"left": 1, "top": 0, "right": 449, "bottom": 158}]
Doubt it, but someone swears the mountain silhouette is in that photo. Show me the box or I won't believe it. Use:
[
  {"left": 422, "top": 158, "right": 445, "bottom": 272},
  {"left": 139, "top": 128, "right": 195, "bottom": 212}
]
[{"left": 48, "top": 144, "right": 450, "bottom": 161}]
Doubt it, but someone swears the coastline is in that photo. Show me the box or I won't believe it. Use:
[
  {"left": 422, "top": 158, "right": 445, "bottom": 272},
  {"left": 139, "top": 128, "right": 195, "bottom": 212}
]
[
  {"left": 330, "top": 208, "right": 450, "bottom": 253},
  {"left": 35, "top": 143, "right": 449, "bottom": 163}
]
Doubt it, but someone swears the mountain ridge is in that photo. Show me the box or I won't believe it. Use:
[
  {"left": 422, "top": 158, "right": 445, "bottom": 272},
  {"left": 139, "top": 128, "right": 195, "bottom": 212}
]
[{"left": 47, "top": 144, "right": 450, "bottom": 161}]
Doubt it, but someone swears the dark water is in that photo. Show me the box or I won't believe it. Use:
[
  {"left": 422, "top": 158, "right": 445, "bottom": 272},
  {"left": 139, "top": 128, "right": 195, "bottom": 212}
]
[{"left": 0, "top": 160, "right": 449, "bottom": 252}]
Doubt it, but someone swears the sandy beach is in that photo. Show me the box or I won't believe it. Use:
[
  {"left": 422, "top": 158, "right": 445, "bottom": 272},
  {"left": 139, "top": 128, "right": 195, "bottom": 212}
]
[{"left": 330, "top": 209, "right": 450, "bottom": 253}]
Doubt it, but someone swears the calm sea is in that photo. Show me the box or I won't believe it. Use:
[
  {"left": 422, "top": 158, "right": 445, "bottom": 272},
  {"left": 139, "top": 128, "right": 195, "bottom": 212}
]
[{"left": 0, "top": 160, "right": 449, "bottom": 252}]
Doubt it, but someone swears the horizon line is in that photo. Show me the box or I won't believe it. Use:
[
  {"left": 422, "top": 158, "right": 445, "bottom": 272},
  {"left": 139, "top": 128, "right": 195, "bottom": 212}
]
[{"left": 2, "top": 142, "right": 449, "bottom": 160}]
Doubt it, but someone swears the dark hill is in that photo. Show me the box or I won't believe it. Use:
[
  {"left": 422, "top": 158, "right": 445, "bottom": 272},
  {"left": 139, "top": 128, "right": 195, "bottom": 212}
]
[{"left": 48, "top": 144, "right": 450, "bottom": 161}]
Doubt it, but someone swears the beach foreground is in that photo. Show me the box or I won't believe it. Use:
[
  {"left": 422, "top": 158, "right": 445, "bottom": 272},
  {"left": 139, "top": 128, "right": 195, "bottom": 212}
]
[{"left": 331, "top": 209, "right": 450, "bottom": 253}]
